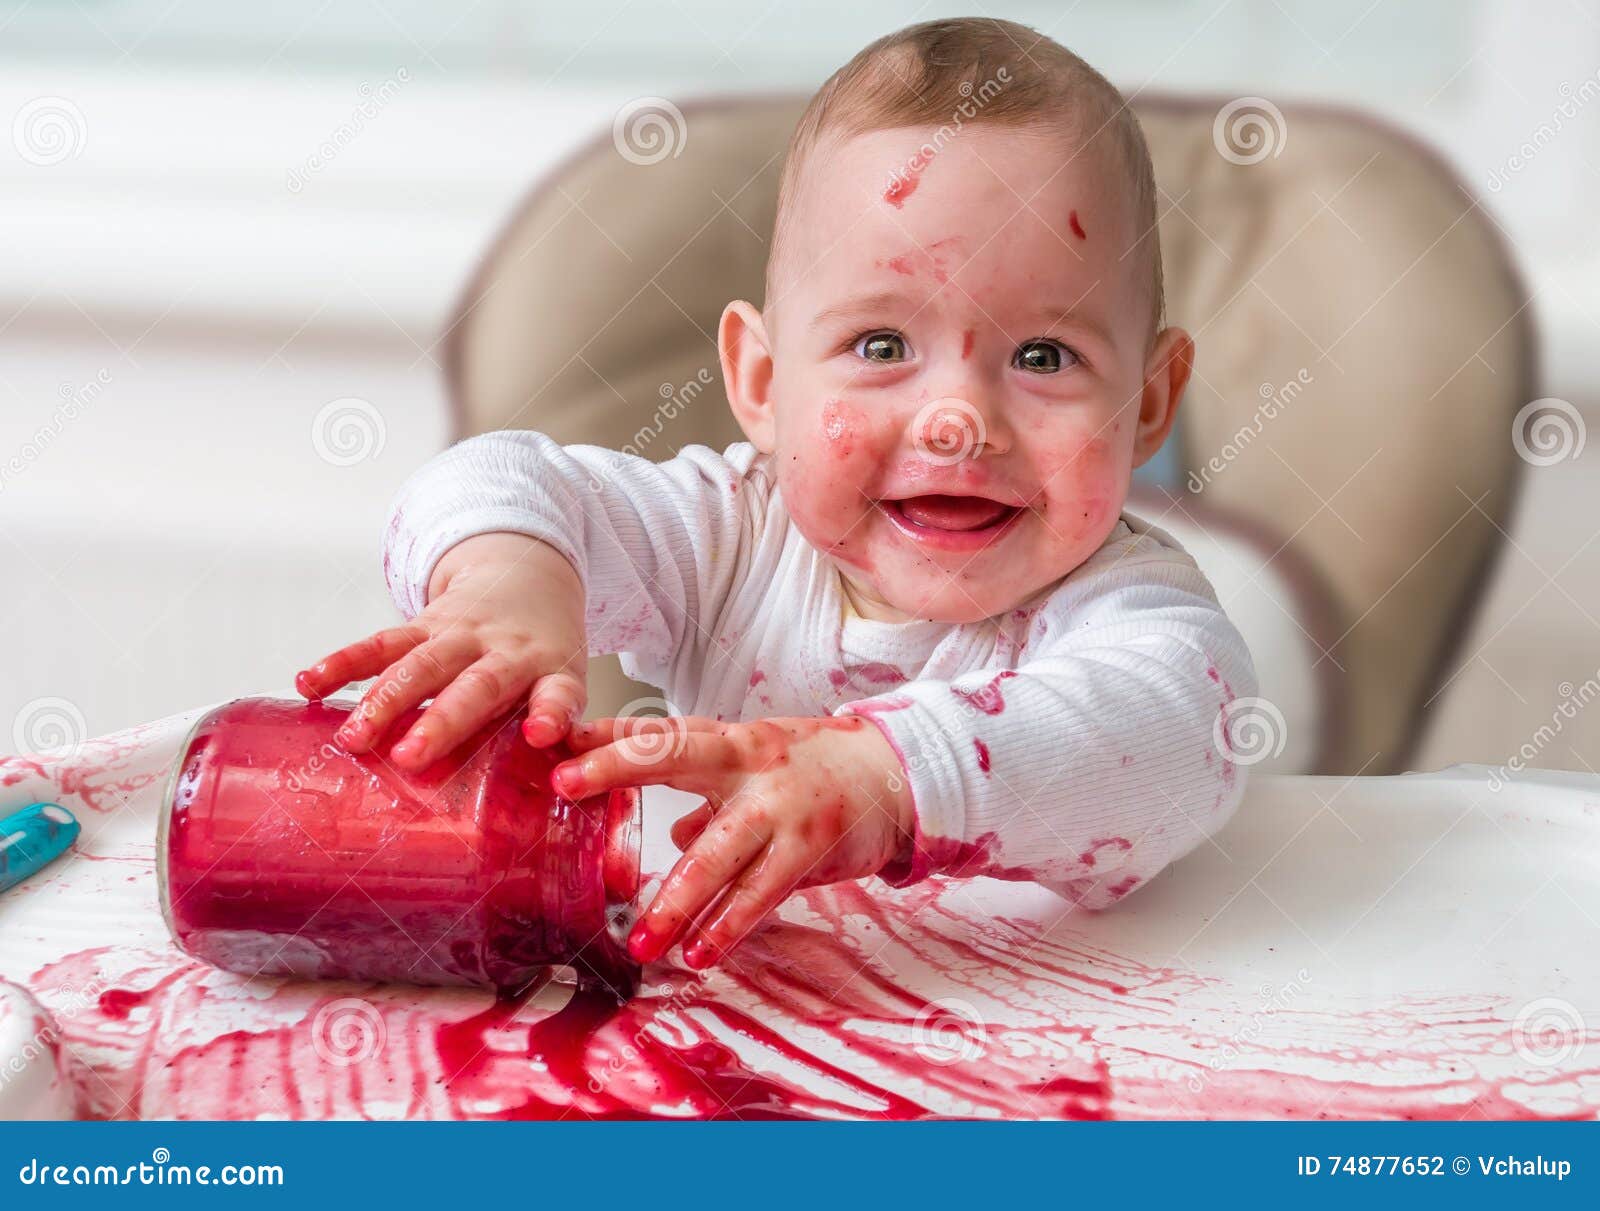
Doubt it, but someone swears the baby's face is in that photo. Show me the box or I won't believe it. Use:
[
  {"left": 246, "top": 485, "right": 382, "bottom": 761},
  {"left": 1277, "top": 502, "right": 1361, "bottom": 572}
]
[{"left": 730, "top": 122, "right": 1188, "bottom": 624}]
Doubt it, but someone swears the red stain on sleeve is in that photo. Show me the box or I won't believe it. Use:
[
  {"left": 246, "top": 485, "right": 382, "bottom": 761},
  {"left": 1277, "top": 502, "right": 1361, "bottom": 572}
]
[
  {"left": 917, "top": 831, "right": 1035, "bottom": 882},
  {"left": 847, "top": 695, "right": 914, "bottom": 719},
  {"left": 974, "top": 739, "right": 991, "bottom": 773},
  {"left": 1079, "top": 837, "right": 1132, "bottom": 869},
  {"left": 961, "top": 329, "right": 975, "bottom": 360},
  {"left": 1068, "top": 210, "right": 1087, "bottom": 240},
  {"left": 951, "top": 670, "right": 1018, "bottom": 716}
]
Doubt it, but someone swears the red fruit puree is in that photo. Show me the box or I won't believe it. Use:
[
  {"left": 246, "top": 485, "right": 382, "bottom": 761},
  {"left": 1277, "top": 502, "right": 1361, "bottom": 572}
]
[{"left": 160, "top": 698, "right": 641, "bottom": 999}]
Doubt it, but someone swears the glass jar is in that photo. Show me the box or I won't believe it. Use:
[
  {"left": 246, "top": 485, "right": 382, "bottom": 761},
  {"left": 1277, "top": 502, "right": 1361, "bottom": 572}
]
[{"left": 159, "top": 697, "right": 640, "bottom": 998}]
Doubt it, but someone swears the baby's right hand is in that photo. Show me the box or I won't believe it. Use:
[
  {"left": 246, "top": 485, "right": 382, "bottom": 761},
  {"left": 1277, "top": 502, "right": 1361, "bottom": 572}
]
[{"left": 294, "top": 532, "right": 587, "bottom": 771}]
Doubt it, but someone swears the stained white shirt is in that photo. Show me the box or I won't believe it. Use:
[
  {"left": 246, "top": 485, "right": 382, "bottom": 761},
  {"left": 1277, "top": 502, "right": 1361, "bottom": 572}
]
[{"left": 385, "top": 434, "right": 1258, "bottom": 907}]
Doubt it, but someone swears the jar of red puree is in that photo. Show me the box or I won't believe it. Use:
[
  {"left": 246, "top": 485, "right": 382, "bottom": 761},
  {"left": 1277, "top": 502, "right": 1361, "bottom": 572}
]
[{"left": 159, "top": 697, "right": 641, "bottom": 998}]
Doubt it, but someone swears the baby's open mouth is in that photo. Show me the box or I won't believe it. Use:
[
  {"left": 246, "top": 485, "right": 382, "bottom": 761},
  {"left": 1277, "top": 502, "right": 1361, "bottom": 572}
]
[{"left": 882, "top": 494, "right": 1022, "bottom": 550}]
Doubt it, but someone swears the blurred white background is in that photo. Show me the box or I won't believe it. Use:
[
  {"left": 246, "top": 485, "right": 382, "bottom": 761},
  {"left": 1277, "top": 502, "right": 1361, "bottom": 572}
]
[{"left": 2, "top": 1, "right": 1597, "bottom": 772}]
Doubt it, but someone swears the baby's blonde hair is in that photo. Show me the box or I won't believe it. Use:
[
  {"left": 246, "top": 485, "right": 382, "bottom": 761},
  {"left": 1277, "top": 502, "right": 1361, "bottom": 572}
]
[{"left": 767, "top": 17, "right": 1164, "bottom": 333}]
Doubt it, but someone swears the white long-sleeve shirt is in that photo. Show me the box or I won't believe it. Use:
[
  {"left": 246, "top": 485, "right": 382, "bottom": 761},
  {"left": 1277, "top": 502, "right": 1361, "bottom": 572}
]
[{"left": 384, "top": 434, "right": 1258, "bottom": 907}]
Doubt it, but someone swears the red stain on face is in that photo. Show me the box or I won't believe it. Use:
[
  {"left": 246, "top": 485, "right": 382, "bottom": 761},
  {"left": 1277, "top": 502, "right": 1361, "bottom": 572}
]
[
  {"left": 961, "top": 329, "right": 975, "bottom": 359},
  {"left": 884, "top": 170, "right": 921, "bottom": 208},
  {"left": 1069, "top": 210, "right": 1087, "bottom": 240},
  {"left": 877, "top": 241, "right": 960, "bottom": 284},
  {"left": 820, "top": 398, "right": 858, "bottom": 459}
]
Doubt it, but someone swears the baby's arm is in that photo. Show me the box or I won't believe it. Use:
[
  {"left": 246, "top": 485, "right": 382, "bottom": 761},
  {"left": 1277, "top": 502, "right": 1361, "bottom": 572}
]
[
  {"left": 297, "top": 433, "right": 751, "bottom": 767},
  {"left": 839, "top": 540, "right": 1258, "bottom": 905}
]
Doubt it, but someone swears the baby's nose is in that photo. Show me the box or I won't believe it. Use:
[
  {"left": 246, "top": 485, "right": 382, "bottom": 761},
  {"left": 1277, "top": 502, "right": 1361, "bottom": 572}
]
[{"left": 910, "top": 395, "right": 1009, "bottom": 462}]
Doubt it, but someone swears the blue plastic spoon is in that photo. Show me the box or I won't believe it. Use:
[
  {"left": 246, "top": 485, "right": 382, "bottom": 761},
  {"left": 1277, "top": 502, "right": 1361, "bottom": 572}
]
[{"left": 0, "top": 802, "right": 80, "bottom": 893}]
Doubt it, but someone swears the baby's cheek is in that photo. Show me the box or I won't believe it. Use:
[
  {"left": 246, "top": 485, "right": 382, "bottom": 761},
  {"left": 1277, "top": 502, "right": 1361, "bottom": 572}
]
[
  {"left": 1044, "top": 435, "right": 1126, "bottom": 544},
  {"left": 780, "top": 399, "right": 886, "bottom": 554},
  {"left": 819, "top": 397, "right": 860, "bottom": 460}
]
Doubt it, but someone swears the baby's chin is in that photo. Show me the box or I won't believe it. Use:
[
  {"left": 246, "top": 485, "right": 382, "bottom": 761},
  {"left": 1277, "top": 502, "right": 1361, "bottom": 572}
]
[{"left": 835, "top": 558, "right": 1046, "bottom": 625}]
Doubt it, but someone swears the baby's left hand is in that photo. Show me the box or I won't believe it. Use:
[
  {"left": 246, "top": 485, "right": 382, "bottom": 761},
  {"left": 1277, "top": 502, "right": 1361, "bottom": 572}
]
[{"left": 552, "top": 715, "right": 913, "bottom": 971}]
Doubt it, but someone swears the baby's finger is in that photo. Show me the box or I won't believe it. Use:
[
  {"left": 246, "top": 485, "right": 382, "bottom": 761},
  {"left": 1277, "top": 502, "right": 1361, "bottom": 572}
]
[
  {"left": 296, "top": 625, "right": 425, "bottom": 700},
  {"left": 551, "top": 731, "right": 738, "bottom": 800},
  {"left": 336, "top": 636, "right": 475, "bottom": 752},
  {"left": 669, "top": 800, "right": 716, "bottom": 850},
  {"left": 565, "top": 715, "right": 725, "bottom": 751},
  {"left": 681, "top": 850, "right": 800, "bottom": 970},
  {"left": 522, "top": 670, "right": 588, "bottom": 748},
  {"left": 626, "top": 812, "right": 771, "bottom": 964},
  {"left": 390, "top": 653, "right": 532, "bottom": 769}
]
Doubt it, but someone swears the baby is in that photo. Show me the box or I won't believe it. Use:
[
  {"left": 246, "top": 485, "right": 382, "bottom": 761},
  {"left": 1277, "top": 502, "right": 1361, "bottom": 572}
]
[{"left": 297, "top": 18, "right": 1257, "bottom": 973}]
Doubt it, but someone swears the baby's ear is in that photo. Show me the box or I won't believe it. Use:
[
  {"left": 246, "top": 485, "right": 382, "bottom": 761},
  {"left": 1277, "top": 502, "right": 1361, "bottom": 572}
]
[
  {"left": 719, "top": 300, "right": 777, "bottom": 453},
  {"left": 1131, "top": 326, "right": 1195, "bottom": 469}
]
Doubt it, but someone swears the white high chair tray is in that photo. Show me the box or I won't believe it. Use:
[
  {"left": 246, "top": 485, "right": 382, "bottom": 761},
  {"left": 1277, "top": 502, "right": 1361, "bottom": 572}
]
[{"left": 1, "top": 706, "right": 1597, "bottom": 1120}]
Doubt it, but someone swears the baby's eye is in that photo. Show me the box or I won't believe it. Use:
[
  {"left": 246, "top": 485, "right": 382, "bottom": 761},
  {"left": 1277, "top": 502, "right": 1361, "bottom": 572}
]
[
  {"left": 1014, "top": 339, "right": 1078, "bottom": 374},
  {"left": 854, "top": 332, "right": 909, "bottom": 363}
]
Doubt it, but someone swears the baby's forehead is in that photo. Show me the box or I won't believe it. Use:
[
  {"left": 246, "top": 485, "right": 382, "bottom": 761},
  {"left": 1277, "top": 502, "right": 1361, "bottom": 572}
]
[
  {"left": 796, "top": 123, "right": 1085, "bottom": 213},
  {"left": 773, "top": 123, "right": 1141, "bottom": 297}
]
